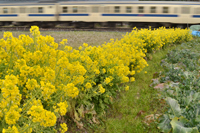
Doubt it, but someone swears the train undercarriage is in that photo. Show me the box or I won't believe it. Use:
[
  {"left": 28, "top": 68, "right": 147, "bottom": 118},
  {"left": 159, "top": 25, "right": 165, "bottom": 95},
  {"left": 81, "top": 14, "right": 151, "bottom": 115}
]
[{"left": 0, "top": 21, "right": 191, "bottom": 29}]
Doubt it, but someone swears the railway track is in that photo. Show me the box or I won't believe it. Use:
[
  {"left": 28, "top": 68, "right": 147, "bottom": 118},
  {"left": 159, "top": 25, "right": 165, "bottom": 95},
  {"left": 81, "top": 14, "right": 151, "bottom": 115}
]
[{"left": 0, "top": 26, "right": 133, "bottom": 32}]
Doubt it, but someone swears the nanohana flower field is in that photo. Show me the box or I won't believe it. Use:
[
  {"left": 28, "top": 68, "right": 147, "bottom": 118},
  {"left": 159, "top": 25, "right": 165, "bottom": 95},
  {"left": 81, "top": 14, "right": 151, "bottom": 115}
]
[{"left": 0, "top": 26, "right": 192, "bottom": 132}]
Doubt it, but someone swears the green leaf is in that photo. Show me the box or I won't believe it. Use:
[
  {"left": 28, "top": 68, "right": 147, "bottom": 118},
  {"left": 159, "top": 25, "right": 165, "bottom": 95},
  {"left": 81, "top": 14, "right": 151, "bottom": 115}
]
[
  {"left": 171, "top": 117, "right": 199, "bottom": 133},
  {"left": 195, "top": 115, "right": 200, "bottom": 122},
  {"left": 158, "top": 114, "right": 171, "bottom": 133},
  {"left": 77, "top": 104, "right": 84, "bottom": 118},
  {"left": 186, "top": 93, "right": 200, "bottom": 106},
  {"left": 166, "top": 97, "right": 181, "bottom": 117},
  {"left": 75, "top": 111, "right": 80, "bottom": 121},
  {"left": 185, "top": 95, "right": 193, "bottom": 106},
  {"left": 192, "top": 92, "right": 200, "bottom": 102}
]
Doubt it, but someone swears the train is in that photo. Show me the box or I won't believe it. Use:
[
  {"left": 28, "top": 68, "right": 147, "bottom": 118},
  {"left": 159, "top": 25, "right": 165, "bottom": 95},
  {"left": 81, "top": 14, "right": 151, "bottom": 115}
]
[{"left": 0, "top": 0, "right": 200, "bottom": 28}]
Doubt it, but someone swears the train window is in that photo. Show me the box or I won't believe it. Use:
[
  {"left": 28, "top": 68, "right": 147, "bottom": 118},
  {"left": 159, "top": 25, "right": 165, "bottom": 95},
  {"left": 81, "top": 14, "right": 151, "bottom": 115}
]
[
  {"left": 181, "top": 7, "right": 190, "bottom": 14},
  {"left": 3, "top": 8, "right": 8, "bottom": 13},
  {"left": 92, "top": 6, "right": 99, "bottom": 13},
  {"left": 20, "top": 7, "right": 26, "bottom": 13},
  {"left": 174, "top": 7, "right": 178, "bottom": 13},
  {"left": 138, "top": 6, "right": 144, "bottom": 13},
  {"left": 30, "top": 7, "right": 37, "bottom": 13},
  {"left": 63, "top": 7, "right": 68, "bottom": 13},
  {"left": 73, "top": 6, "right": 78, "bottom": 13},
  {"left": 126, "top": 7, "right": 132, "bottom": 13},
  {"left": 26, "top": 8, "right": 30, "bottom": 13},
  {"left": 38, "top": 7, "right": 43, "bottom": 13},
  {"left": 79, "top": 7, "right": 87, "bottom": 13},
  {"left": 83, "top": 7, "right": 87, "bottom": 12},
  {"left": 194, "top": 8, "right": 200, "bottom": 14},
  {"left": 114, "top": 6, "right": 120, "bottom": 13},
  {"left": 104, "top": 7, "right": 109, "bottom": 13},
  {"left": 11, "top": 8, "right": 16, "bottom": 13},
  {"left": 150, "top": 7, "right": 156, "bottom": 13},
  {"left": 163, "top": 7, "right": 169, "bottom": 13}
]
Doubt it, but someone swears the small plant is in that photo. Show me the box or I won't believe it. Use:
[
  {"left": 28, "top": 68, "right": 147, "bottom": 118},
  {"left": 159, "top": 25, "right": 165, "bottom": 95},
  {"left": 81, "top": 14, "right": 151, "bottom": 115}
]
[{"left": 157, "top": 40, "right": 200, "bottom": 133}]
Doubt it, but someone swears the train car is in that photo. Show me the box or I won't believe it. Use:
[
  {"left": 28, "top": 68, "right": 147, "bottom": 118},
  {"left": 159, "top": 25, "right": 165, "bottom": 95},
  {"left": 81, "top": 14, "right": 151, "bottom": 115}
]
[
  {"left": 0, "top": 0, "right": 200, "bottom": 28},
  {"left": 58, "top": 1, "right": 200, "bottom": 28},
  {"left": 0, "top": 1, "right": 58, "bottom": 27}
]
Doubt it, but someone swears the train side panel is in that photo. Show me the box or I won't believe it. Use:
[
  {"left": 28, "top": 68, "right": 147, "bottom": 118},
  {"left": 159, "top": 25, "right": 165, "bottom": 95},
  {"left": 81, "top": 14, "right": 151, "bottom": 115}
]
[
  {"left": 0, "top": 2, "right": 58, "bottom": 26},
  {"left": 26, "top": 3, "right": 57, "bottom": 22},
  {"left": 0, "top": 4, "right": 19, "bottom": 24},
  {"left": 98, "top": 4, "right": 178, "bottom": 23},
  {"left": 190, "top": 5, "right": 200, "bottom": 24},
  {"left": 58, "top": 1, "right": 200, "bottom": 27},
  {"left": 1, "top": 1, "right": 200, "bottom": 27},
  {"left": 59, "top": 4, "right": 91, "bottom": 22}
]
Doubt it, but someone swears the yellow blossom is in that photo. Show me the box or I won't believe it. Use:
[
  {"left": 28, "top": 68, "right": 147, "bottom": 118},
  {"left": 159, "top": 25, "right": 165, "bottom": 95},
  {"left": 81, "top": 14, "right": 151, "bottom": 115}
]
[
  {"left": 60, "top": 123, "right": 68, "bottom": 133},
  {"left": 65, "top": 83, "right": 79, "bottom": 98},
  {"left": 98, "top": 84, "right": 105, "bottom": 93},
  {"left": 3, "top": 126, "right": 19, "bottom": 133},
  {"left": 125, "top": 86, "right": 129, "bottom": 91},
  {"left": 104, "top": 77, "right": 111, "bottom": 84},
  {"left": 85, "top": 82, "right": 92, "bottom": 89},
  {"left": 26, "top": 79, "right": 38, "bottom": 91},
  {"left": 5, "top": 110, "right": 21, "bottom": 125}
]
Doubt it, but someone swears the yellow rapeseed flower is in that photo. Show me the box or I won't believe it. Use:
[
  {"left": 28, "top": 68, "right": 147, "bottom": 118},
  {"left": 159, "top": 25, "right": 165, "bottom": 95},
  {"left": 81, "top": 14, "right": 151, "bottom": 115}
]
[
  {"left": 98, "top": 84, "right": 105, "bottom": 94},
  {"left": 3, "top": 126, "right": 19, "bottom": 133},
  {"left": 5, "top": 110, "right": 21, "bottom": 125},
  {"left": 85, "top": 82, "right": 92, "bottom": 89},
  {"left": 60, "top": 123, "right": 68, "bottom": 133}
]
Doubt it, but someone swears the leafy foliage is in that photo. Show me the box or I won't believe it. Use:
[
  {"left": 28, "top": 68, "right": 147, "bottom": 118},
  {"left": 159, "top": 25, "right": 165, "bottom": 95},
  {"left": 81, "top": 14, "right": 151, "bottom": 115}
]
[{"left": 157, "top": 38, "right": 200, "bottom": 132}]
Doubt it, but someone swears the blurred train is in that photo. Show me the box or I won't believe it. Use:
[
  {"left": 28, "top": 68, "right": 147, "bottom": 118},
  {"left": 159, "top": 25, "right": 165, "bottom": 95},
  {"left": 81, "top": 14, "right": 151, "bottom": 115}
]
[{"left": 0, "top": 0, "right": 200, "bottom": 28}]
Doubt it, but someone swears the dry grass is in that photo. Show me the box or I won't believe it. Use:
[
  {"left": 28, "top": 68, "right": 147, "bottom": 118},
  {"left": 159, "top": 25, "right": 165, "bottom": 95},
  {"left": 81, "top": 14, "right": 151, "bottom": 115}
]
[{"left": 1, "top": 31, "right": 125, "bottom": 48}]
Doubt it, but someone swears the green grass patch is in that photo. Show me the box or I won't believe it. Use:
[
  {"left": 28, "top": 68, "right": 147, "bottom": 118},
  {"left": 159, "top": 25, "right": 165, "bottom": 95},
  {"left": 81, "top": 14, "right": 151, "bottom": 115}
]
[{"left": 94, "top": 45, "right": 182, "bottom": 133}]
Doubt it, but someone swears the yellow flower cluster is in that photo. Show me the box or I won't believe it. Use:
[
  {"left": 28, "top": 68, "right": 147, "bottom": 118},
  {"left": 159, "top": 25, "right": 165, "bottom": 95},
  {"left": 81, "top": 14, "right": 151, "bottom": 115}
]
[
  {"left": 0, "top": 26, "right": 192, "bottom": 132},
  {"left": 5, "top": 109, "right": 21, "bottom": 125},
  {"left": 26, "top": 79, "right": 38, "bottom": 91},
  {"left": 27, "top": 105, "right": 56, "bottom": 127},
  {"left": 125, "top": 27, "right": 192, "bottom": 53},
  {"left": 85, "top": 82, "right": 92, "bottom": 89},
  {"left": 54, "top": 101, "right": 68, "bottom": 116},
  {"left": 125, "top": 86, "right": 129, "bottom": 91},
  {"left": 65, "top": 83, "right": 79, "bottom": 98},
  {"left": 30, "top": 26, "right": 40, "bottom": 37},
  {"left": 59, "top": 123, "right": 68, "bottom": 133},
  {"left": 104, "top": 77, "right": 112, "bottom": 84},
  {"left": 98, "top": 84, "right": 105, "bottom": 94},
  {"left": 40, "top": 81, "right": 56, "bottom": 101},
  {"left": 3, "top": 125, "right": 19, "bottom": 133}
]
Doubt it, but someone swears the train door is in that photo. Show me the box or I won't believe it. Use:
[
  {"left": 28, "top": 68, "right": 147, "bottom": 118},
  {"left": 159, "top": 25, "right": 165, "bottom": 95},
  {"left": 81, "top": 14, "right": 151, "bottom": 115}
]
[
  {"left": 180, "top": 6, "right": 191, "bottom": 26},
  {"left": 192, "top": 7, "right": 200, "bottom": 24},
  {"left": 55, "top": 3, "right": 60, "bottom": 21},
  {"left": 18, "top": 7, "right": 29, "bottom": 22},
  {"left": 90, "top": 5, "right": 100, "bottom": 22}
]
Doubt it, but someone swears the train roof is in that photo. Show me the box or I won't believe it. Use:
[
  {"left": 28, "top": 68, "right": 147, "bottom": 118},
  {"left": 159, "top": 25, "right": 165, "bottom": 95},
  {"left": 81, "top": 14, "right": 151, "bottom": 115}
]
[
  {"left": 57, "top": 1, "right": 200, "bottom": 6},
  {"left": 0, "top": 0, "right": 138, "bottom": 3},
  {"left": 0, "top": 0, "right": 199, "bottom": 3},
  {"left": 59, "top": 0, "right": 200, "bottom": 5},
  {"left": 0, "top": 0, "right": 199, "bottom": 4}
]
